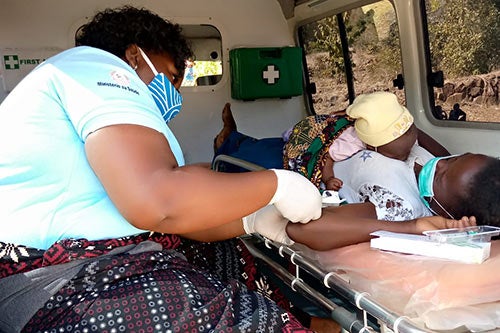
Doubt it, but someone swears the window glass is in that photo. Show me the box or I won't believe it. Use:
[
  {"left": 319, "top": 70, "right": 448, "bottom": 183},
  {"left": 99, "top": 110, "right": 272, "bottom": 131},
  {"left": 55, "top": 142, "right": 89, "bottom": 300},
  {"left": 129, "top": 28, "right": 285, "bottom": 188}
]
[
  {"left": 181, "top": 25, "right": 222, "bottom": 87},
  {"left": 299, "top": 0, "right": 404, "bottom": 115},
  {"left": 425, "top": 0, "right": 500, "bottom": 122},
  {"left": 182, "top": 59, "right": 222, "bottom": 87},
  {"left": 74, "top": 23, "right": 223, "bottom": 88}
]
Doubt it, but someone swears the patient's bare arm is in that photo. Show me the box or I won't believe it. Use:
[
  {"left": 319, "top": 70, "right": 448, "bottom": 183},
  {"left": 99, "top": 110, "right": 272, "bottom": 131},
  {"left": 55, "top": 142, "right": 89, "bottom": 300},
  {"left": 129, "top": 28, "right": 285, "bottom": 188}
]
[
  {"left": 286, "top": 203, "right": 476, "bottom": 251},
  {"left": 286, "top": 203, "right": 413, "bottom": 250}
]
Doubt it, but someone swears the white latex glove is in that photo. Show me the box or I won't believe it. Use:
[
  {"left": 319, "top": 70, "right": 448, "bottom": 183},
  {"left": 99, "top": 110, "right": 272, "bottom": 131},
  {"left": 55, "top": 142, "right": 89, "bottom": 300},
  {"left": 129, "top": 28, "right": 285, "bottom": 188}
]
[
  {"left": 268, "top": 169, "right": 322, "bottom": 223},
  {"left": 242, "top": 205, "right": 294, "bottom": 245}
]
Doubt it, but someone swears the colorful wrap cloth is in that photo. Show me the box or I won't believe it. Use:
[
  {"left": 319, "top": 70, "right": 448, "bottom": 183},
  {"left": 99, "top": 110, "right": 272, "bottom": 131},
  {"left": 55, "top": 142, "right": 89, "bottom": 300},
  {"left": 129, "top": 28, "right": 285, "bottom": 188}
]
[{"left": 283, "top": 114, "right": 354, "bottom": 189}]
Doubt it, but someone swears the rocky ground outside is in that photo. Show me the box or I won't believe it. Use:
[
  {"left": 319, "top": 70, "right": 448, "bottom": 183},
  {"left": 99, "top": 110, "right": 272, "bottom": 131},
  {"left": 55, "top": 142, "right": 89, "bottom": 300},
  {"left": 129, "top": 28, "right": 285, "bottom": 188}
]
[{"left": 307, "top": 52, "right": 500, "bottom": 123}]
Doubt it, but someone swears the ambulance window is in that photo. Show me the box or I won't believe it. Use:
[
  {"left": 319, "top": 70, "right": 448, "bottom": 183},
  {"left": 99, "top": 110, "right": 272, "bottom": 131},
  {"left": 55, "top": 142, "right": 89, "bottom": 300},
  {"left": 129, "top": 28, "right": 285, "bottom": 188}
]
[
  {"left": 180, "top": 24, "right": 222, "bottom": 87},
  {"left": 424, "top": 0, "right": 500, "bottom": 123},
  {"left": 76, "top": 23, "right": 222, "bottom": 88},
  {"left": 298, "top": 0, "right": 404, "bottom": 114}
]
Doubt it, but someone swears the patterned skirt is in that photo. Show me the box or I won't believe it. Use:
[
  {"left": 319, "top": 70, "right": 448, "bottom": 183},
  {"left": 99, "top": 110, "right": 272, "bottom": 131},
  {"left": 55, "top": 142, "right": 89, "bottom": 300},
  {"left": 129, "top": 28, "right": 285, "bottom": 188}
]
[{"left": 0, "top": 233, "right": 312, "bottom": 333}]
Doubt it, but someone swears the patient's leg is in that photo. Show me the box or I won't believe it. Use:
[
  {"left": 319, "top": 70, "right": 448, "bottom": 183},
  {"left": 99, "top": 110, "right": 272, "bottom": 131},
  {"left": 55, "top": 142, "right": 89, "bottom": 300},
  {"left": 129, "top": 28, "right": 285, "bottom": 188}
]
[
  {"left": 212, "top": 102, "right": 285, "bottom": 171},
  {"left": 214, "top": 102, "right": 237, "bottom": 152}
]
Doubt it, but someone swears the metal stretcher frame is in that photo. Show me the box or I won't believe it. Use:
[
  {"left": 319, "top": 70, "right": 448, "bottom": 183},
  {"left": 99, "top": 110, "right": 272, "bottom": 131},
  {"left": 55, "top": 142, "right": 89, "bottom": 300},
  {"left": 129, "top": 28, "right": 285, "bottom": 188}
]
[
  {"left": 212, "top": 154, "right": 434, "bottom": 333},
  {"left": 241, "top": 234, "right": 434, "bottom": 333}
]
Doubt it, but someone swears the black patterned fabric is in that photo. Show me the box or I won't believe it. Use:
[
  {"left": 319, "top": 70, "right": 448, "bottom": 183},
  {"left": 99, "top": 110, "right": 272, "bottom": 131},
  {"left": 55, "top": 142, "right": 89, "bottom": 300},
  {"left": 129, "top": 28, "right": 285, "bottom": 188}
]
[{"left": 0, "top": 233, "right": 312, "bottom": 333}]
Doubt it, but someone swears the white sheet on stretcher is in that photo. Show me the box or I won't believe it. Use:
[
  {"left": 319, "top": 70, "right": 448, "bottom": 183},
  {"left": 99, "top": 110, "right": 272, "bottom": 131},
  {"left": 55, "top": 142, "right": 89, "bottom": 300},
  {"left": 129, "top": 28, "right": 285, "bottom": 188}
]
[{"left": 306, "top": 240, "right": 500, "bottom": 331}]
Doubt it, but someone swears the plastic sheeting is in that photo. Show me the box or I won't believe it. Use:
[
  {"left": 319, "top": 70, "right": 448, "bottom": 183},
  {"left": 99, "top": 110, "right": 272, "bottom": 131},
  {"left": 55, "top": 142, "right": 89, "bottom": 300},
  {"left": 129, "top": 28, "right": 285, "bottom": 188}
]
[{"left": 310, "top": 240, "right": 500, "bottom": 331}]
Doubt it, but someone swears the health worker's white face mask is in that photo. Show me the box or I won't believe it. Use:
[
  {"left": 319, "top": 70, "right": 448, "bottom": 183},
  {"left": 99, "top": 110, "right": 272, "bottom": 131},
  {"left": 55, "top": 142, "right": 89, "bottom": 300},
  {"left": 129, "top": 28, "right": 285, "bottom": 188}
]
[{"left": 138, "top": 47, "right": 183, "bottom": 124}]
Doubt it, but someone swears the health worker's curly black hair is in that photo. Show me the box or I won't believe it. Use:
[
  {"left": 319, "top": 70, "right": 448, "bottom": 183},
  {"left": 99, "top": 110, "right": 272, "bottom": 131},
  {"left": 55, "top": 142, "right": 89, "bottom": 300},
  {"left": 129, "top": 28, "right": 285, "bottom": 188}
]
[
  {"left": 75, "top": 5, "right": 193, "bottom": 74},
  {"left": 456, "top": 157, "right": 500, "bottom": 227}
]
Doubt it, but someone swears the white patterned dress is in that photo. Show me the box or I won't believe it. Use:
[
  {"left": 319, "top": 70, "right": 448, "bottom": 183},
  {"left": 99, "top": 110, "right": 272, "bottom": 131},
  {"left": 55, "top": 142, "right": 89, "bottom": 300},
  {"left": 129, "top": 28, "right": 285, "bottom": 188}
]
[{"left": 333, "top": 145, "right": 434, "bottom": 221}]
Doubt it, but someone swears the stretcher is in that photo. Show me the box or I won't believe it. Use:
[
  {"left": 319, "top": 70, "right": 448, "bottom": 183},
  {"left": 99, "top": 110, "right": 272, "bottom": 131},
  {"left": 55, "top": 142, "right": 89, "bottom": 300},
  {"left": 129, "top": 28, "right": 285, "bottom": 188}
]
[
  {"left": 241, "top": 234, "right": 500, "bottom": 333},
  {"left": 241, "top": 234, "right": 431, "bottom": 333},
  {"left": 213, "top": 154, "right": 500, "bottom": 333}
]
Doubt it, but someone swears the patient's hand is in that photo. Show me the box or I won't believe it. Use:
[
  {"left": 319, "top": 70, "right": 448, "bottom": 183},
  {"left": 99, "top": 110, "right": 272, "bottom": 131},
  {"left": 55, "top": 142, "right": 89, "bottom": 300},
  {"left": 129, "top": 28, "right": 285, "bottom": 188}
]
[{"left": 415, "top": 215, "right": 477, "bottom": 234}]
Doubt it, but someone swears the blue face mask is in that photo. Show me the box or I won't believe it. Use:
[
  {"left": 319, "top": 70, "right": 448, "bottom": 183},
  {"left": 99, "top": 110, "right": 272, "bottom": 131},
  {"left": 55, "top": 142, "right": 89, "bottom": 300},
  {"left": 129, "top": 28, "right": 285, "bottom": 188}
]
[
  {"left": 138, "top": 48, "right": 182, "bottom": 124},
  {"left": 418, "top": 155, "right": 457, "bottom": 219}
]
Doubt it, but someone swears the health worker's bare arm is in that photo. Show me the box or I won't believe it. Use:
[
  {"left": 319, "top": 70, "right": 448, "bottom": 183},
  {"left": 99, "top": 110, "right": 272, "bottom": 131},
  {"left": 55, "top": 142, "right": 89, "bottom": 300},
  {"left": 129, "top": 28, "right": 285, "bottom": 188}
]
[{"left": 85, "top": 124, "right": 276, "bottom": 240}]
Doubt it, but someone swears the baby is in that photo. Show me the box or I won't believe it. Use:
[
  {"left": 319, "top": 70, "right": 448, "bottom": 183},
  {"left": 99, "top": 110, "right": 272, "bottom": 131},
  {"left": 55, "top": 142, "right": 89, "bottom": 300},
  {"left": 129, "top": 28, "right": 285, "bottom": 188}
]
[{"left": 322, "top": 91, "right": 418, "bottom": 190}]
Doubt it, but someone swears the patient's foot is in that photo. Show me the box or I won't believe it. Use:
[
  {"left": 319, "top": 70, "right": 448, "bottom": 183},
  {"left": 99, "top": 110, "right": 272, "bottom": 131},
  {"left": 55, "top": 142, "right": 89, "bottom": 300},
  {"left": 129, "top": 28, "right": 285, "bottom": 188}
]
[{"left": 214, "top": 102, "right": 237, "bottom": 152}]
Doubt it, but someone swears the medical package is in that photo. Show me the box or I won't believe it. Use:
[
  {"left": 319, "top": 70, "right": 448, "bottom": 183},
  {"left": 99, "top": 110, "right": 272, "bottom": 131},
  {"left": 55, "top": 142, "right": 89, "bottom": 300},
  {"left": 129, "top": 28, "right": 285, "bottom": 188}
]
[
  {"left": 423, "top": 225, "right": 500, "bottom": 243},
  {"left": 370, "top": 230, "right": 492, "bottom": 264}
]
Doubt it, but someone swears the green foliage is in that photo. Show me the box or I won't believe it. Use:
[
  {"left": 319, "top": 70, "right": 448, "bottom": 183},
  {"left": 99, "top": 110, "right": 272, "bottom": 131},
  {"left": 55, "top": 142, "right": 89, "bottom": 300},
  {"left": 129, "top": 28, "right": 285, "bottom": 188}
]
[
  {"left": 303, "top": 0, "right": 498, "bottom": 85},
  {"left": 194, "top": 60, "right": 222, "bottom": 76},
  {"left": 306, "top": 11, "right": 369, "bottom": 81},
  {"left": 375, "top": 21, "right": 402, "bottom": 75},
  {"left": 182, "top": 60, "right": 222, "bottom": 86},
  {"left": 427, "top": 0, "right": 500, "bottom": 78}
]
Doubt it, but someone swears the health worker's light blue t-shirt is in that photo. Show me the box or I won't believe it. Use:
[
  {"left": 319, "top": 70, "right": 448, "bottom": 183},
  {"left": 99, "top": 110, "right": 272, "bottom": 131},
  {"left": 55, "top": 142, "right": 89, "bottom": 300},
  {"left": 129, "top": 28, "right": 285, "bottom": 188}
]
[{"left": 0, "top": 46, "right": 185, "bottom": 250}]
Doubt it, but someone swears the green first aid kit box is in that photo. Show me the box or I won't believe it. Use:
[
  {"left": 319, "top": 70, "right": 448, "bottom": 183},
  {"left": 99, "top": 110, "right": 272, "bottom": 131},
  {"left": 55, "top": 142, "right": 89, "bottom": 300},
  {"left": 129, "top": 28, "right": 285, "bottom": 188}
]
[{"left": 230, "top": 47, "right": 303, "bottom": 100}]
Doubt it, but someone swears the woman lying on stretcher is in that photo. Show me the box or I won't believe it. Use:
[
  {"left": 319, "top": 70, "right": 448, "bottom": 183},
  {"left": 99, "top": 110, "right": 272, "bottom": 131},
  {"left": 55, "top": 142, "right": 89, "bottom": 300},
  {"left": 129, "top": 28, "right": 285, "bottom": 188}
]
[
  {"left": 214, "top": 93, "right": 500, "bottom": 251},
  {"left": 286, "top": 150, "right": 499, "bottom": 250}
]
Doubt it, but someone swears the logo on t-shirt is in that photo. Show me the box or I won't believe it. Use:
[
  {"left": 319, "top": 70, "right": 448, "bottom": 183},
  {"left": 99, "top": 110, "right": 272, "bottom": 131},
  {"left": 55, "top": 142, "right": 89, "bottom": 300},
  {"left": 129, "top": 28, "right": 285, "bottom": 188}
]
[
  {"left": 110, "top": 70, "right": 130, "bottom": 86},
  {"left": 96, "top": 70, "right": 139, "bottom": 95}
]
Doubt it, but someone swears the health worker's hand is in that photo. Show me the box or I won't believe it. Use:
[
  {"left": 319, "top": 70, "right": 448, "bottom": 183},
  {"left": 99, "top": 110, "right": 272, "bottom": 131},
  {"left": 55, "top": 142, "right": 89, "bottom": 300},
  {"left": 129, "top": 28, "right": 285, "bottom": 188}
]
[
  {"left": 242, "top": 205, "right": 293, "bottom": 245},
  {"left": 415, "top": 215, "right": 477, "bottom": 234},
  {"left": 268, "top": 169, "right": 322, "bottom": 223}
]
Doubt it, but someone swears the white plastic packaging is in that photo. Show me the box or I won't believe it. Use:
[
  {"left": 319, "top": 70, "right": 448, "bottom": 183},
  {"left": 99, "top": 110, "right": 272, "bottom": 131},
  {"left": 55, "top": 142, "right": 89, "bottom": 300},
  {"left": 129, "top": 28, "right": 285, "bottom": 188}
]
[{"left": 423, "top": 225, "right": 500, "bottom": 243}]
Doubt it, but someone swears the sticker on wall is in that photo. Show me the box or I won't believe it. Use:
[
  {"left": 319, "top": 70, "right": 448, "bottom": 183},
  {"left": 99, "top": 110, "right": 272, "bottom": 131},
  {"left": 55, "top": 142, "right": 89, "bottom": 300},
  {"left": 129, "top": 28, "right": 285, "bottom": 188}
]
[{"left": 0, "top": 47, "right": 62, "bottom": 93}]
